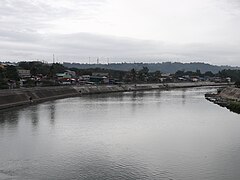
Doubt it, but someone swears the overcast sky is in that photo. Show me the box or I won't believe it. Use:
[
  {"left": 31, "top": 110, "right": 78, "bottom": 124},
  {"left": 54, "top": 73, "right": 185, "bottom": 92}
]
[{"left": 0, "top": 0, "right": 240, "bottom": 66}]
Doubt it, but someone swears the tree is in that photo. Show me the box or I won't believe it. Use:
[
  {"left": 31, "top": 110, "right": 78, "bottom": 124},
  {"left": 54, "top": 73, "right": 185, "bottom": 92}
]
[
  {"left": 175, "top": 70, "right": 185, "bottom": 77},
  {"left": 235, "top": 81, "right": 240, "bottom": 88},
  {"left": 117, "top": 71, "right": 125, "bottom": 81},
  {"left": 18, "top": 61, "right": 51, "bottom": 76},
  {"left": 141, "top": 66, "right": 149, "bottom": 75},
  {"left": 218, "top": 69, "right": 240, "bottom": 82},
  {"left": 48, "top": 63, "right": 66, "bottom": 78},
  {"left": 52, "top": 63, "right": 66, "bottom": 73},
  {"left": 5, "top": 65, "right": 19, "bottom": 80},
  {"left": 0, "top": 67, "right": 6, "bottom": 80},
  {"left": 138, "top": 67, "right": 149, "bottom": 82},
  {"left": 204, "top": 71, "right": 214, "bottom": 77},
  {"left": 130, "top": 68, "right": 137, "bottom": 82},
  {"left": 196, "top": 69, "right": 202, "bottom": 76},
  {"left": 148, "top": 70, "right": 161, "bottom": 82}
]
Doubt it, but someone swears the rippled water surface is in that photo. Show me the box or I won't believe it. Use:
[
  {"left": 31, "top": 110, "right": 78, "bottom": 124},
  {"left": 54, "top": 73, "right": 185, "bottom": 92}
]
[{"left": 0, "top": 87, "right": 240, "bottom": 180}]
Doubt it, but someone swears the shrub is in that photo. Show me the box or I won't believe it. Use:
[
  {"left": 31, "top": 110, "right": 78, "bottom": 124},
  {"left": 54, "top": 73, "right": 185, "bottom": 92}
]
[
  {"left": 235, "top": 81, "right": 240, "bottom": 88},
  {"left": 228, "top": 101, "right": 240, "bottom": 114}
]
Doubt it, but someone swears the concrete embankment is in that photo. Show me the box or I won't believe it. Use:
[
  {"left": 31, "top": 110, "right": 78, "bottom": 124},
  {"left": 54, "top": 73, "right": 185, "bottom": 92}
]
[
  {"left": 0, "top": 86, "right": 79, "bottom": 110},
  {"left": 0, "top": 82, "right": 230, "bottom": 110},
  {"left": 74, "top": 82, "right": 231, "bottom": 95},
  {"left": 219, "top": 87, "right": 240, "bottom": 101}
]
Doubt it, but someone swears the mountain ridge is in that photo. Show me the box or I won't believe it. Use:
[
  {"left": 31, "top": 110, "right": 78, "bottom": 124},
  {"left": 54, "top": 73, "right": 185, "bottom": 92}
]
[{"left": 63, "top": 62, "right": 240, "bottom": 73}]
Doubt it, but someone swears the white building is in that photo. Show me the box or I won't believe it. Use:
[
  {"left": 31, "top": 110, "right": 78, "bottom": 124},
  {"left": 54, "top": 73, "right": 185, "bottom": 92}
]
[{"left": 17, "top": 69, "right": 31, "bottom": 78}]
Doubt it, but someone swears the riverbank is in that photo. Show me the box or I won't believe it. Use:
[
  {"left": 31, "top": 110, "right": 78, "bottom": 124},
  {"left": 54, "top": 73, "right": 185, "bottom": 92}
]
[
  {"left": 205, "top": 87, "right": 240, "bottom": 114},
  {"left": 0, "top": 82, "right": 231, "bottom": 110}
]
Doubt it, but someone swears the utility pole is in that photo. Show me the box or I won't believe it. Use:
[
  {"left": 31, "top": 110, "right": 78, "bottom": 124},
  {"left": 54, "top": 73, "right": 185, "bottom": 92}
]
[{"left": 53, "top": 54, "right": 55, "bottom": 64}]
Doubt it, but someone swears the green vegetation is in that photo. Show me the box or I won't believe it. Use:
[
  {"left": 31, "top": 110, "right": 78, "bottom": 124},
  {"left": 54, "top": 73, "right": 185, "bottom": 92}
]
[
  {"left": 217, "top": 69, "right": 240, "bottom": 82},
  {"left": 0, "top": 60, "right": 240, "bottom": 89},
  {"left": 0, "top": 65, "right": 20, "bottom": 89},
  {"left": 175, "top": 69, "right": 203, "bottom": 77},
  {"left": 227, "top": 101, "right": 240, "bottom": 114},
  {"left": 18, "top": 61, "right": 66, "bottom": 77},
  {"left": 235, "top": 81, "right": 240, "bottom": 88},
  {"left": 63, "top": 62, "right": 239, "bottom": 74}
]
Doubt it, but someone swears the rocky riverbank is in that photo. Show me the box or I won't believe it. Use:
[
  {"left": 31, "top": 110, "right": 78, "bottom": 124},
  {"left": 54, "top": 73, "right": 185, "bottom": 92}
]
[
  {"left": 0, "top": 82, "right": 230, "bottom": 110},
  {"left": 205, "top": 87, "right": 240, "bottom": 114}
]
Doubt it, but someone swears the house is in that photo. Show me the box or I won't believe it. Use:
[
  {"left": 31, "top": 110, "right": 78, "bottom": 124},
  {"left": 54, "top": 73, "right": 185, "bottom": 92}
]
[
  {"left": 178, "top": 77, "right": 187, "bottom": 81},
  {"left": 191, "top": 77, "right": 199, "bottom": 82},
  {"left": 79, "top": 75, "right": 90, "bottom": 81},
  {"left": 161, "top": 73, "right": 171, "bottom": 78},
  {"left": 17, "top": 69, "right": 31, "bottom": 78},
  {"left": 56, "top": 72, "right": 71, "bottom": 84},
  {"left": 0, "top": 63, "right": 5, "bottom": 69},
  {"left": 65, "top": 70, "right": 76, "bottom": 78},
  {"left": 90, "top": 76, "right": 109, "bottom": 84},
  {"left": 212, "top": 77, "right": 222, "bottom": 83},
  {"left": 89, "top": 72, "right": 110, "bottom": 84},
  {"left": 56, "top": 72, "right": 72, "bottom": 79},
  {"left": 160, "top": 73, "right": 173, "bottom": 83},
  {"left": 226, "top": 77, "right": 231, "bottom": 83},
  {"left": 92, "top": 72, "right": 109, "bottom": 77}
]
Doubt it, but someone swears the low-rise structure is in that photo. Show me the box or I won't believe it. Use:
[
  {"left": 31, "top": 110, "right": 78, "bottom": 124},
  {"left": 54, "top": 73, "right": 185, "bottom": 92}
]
[
  {"left": 92, "top": 72, "right": 109, "bottom": 77},
  {"left": 17, "top": 69, "right": 31, "bottom": 78},
  {"left": 65, "top": 70, "right": 76, "bottom": 78},
  {"left": 0, "top": 63, "right": 5, "bottom": 69},
  {"left": 56, "top": 72, "right": 72, "bottom": 79},
  {"left": 90, "top": 76, "right": 109, "bottom": 84}
]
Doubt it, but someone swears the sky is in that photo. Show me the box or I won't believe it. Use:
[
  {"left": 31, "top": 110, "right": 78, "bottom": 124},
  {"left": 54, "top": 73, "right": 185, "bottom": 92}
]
[{"left": 0, "top": 0, "right": 240, "bottom": 66}]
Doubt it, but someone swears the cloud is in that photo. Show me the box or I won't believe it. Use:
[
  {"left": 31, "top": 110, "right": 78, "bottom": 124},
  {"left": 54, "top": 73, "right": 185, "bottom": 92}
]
[
  {"left": 0, "top": 30, "right": 240, "bottom": 66},
  {"left": 0, "top": 0, "right": 107, "bottom": 32},
  {"left": 0, "top": 0, "right": 240, "bottom": 66}
]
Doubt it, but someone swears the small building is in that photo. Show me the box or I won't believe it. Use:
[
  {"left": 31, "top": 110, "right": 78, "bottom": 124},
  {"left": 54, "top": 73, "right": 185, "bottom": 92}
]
[
  {"left": 65, "top": 70, "right": 76, "bottom": 78},
  {"left": 226, "top": 77, "right": 231, "bottom": 83},
  {"left": 92, "top": 72, "right": 109, "bottom": 77},
  {"left": 56, "top": 72, "right": 72, "bottom": 79},
  {"left": 79, "top": 75, "right": 90, "bottom": 81},
  {"left": 90, "top": 76, "right": 109, "bottom": 84},
  {"left": 192, "top": 78, "right": 198, "bottom": 82},
  {"left": 17, "top": 69, "right": 31, "bottom": 78},
  {"left": 160, "top": 73, "right": 173, "bottom": 83},
  {"left": 0, "top": 63, "right": 5, "bottom": 69},
  {"left": 178, "top": 77, "right": 187, "bottom": 81},
  {"left": 212, "top": 77, "right": 222, "bottom": 83},
  {"left": 161, "top": 73, "right": 171, "bottom": 78}
]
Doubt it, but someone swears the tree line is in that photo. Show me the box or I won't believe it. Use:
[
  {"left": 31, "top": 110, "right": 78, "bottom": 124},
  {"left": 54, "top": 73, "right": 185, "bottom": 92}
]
[{"left": 0, "top": 61, "right": 240, "bottom": 89}]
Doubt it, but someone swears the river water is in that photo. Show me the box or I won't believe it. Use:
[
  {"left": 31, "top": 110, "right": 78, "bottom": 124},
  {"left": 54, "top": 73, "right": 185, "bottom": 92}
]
[{"left": 0, "top": 87, "right": 240, "bottom": 180}]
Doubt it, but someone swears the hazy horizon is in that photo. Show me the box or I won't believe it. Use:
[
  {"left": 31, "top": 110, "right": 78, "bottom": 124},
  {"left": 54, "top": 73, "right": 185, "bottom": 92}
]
[{"left": 1, "top": 0, "right": 240, "bottom": 66}]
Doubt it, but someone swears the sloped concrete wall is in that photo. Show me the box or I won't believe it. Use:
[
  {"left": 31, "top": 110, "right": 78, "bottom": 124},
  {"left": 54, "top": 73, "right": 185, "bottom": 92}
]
[
  {"left": 219, "top": 87, "right": 240, "bottom": 101},
  {"left": 0, "top": 82, "right": 230, "bottom": 110},
  {"left": 0, "top": 86, "right": 79, "bottom": 110}
]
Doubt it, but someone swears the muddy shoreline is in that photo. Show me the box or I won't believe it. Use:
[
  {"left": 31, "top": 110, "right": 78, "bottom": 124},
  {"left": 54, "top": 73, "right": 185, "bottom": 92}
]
[{"left": 205, "top": 87, "right": 240, "bottom": 114}]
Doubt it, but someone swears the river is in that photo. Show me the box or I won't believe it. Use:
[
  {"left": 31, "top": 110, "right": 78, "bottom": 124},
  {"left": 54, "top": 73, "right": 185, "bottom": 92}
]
[{"left": 0, "top": 87, "right": 240, "bottom": 180}]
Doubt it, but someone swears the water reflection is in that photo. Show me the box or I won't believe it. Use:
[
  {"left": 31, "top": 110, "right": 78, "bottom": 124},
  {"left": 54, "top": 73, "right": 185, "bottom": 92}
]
[
  {"left": 154, "top": 90, "right": 162, "bottom": 107},
  {"left": 0, "top": 87, "right": 240, "bottom": 180},
  {"left": 131, "top": 91, "right": 145, "bottom": 101},
  {"left": 49, "top": 102, "right": 56, "bottom": 125},
  {"left": 154, "top": 90, "right": 162, "bottom": 98},
  {"left": 182, "top": 89, "right": 186, "bottom": 105},
  {"left": 0, "top": 109, "right": 19, "bottom": 129},
  {"left": 29, "top": 106, "right": 39, "bottom": 128},
  {"left": 67, "top": 155, "right": 154, "bottom": 180}
]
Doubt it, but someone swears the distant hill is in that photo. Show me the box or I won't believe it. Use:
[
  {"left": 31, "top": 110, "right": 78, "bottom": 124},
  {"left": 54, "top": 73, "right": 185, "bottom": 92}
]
[{"left": 63, "top": 62, "right": 240, "bottom": 73}]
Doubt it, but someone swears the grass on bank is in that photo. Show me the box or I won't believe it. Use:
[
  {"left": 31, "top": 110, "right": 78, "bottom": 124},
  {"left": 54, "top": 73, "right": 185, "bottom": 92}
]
[{"left": 228, "top": 101, "right": 240, "bottom": 114}]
